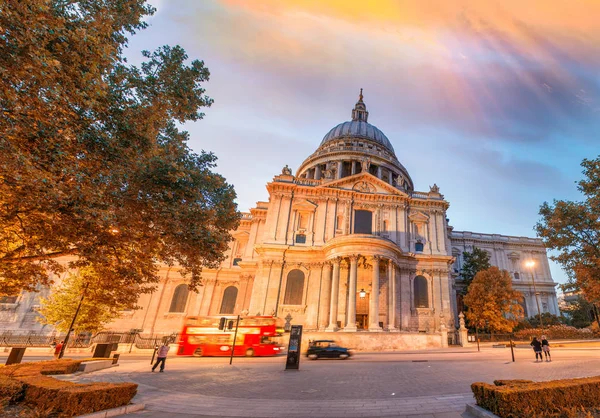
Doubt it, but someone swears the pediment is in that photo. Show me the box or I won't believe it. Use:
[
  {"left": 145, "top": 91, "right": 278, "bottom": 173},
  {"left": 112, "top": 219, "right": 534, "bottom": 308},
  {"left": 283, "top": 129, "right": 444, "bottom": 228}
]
[
  {"left": 292, "top": 198, "right": 317, "bottom": 212},
  {"left": 317, "top": 173, "right": 407, "bottom": 196},
  {"left": 408, "top": 211, "right": 429, "bottom": 223},
  {"left": 231, "top": 230, "right": 250, "bottom": 240}
]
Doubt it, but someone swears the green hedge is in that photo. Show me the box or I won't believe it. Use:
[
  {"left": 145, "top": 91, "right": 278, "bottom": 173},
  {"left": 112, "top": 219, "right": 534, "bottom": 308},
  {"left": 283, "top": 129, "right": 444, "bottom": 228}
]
[
  {"left": 472, "top": 376, "right": 600, "bottom": 417},
  {"left": 0, "top": 359, "right": 137, "bottom": 417}
]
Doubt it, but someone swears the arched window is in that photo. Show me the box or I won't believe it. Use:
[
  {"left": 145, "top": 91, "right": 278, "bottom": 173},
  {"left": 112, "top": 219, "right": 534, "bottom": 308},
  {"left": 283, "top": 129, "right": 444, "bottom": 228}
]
[
  {"left": 284, "top": 269, "right": 305, "bottom": 305},
  {"left": 295, "top": 234, "right": 306, "bottom": 244},
  {"left": 415, "top": 241, "right": 424, "bottom": 252},
  {"left": 514, "top": 272, "right": 520, "bottom": 280},
  {"left": 414, "top": 276, "right": 429, "bottom": 308},
  {"left": 354, "top": 210, "right": 372, "bottom": 234},
  {"left": 169, "top": 284, "right": 189, "bottom": 313},
  {"left": 219, "top": 286, "right": 238, "bottom": 314},
  {"left": 382, "top": 220, "right": 388, "bottom": 232}
]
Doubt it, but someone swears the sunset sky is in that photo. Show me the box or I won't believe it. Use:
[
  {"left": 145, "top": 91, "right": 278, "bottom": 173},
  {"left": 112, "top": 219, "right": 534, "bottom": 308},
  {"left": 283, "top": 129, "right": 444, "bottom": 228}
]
[{"left": 126, "top": 1, "right": 600, "bottom": 286}]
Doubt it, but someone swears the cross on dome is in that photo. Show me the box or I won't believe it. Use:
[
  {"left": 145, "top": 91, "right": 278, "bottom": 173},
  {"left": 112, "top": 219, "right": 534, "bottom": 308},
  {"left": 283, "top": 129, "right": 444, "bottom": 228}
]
[{"left": 351, "top": 88, "right": 369, "bottom": 122}]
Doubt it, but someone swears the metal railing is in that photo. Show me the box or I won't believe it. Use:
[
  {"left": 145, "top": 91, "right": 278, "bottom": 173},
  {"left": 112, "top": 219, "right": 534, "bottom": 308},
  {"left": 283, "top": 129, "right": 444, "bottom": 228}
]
[{"left": 0, "top": 330, "right": 179, "bottom": 349}]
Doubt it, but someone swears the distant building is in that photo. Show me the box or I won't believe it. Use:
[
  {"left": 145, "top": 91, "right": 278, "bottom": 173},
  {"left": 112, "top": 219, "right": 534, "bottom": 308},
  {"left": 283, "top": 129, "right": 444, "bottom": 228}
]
[{"left": 0, "top": 92, "right": 559, "bottom": 348}]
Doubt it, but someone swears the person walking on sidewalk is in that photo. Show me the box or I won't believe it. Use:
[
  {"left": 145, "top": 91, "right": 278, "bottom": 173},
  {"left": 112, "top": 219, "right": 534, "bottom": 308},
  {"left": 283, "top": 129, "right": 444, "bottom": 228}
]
[
  {"left": 53, "top": 340, "right": 64, "bottom": 360},
  {"left": 530, "top": 337, "right": 543, "bottom": 362},
  {"left": 152, "top": 341, "right": 170, "bottom": 372},
  {"left": 541, "top": 335, "right": 551, "bottom": 362}
]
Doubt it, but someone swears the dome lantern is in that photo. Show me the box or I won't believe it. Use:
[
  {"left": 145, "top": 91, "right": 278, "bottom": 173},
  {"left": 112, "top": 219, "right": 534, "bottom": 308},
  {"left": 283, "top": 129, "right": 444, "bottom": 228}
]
[{"left": 351, "top": 88, "right": 369, "bottom": 122}]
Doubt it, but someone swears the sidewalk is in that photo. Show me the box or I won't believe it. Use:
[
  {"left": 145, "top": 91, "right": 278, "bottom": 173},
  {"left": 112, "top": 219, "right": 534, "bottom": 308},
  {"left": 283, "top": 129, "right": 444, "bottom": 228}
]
[{"left": 56, "top": 358, "right": 479, "bottom": 418}]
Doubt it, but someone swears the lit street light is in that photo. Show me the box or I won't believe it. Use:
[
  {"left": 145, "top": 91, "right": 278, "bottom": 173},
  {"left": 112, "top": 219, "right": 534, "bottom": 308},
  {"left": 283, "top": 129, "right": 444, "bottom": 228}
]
[{"left": 525, "top": 260, "right": 544, "bottom": 328}]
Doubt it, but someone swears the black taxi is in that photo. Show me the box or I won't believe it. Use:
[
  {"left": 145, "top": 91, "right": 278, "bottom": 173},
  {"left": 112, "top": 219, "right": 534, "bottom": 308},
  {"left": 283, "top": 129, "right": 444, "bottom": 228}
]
[{"left": 305, "top": 340, "right": 352, "bottom": 360}]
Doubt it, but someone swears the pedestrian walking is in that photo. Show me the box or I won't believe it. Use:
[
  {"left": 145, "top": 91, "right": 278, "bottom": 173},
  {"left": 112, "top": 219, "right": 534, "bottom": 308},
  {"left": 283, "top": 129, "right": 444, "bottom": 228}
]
[
  {"left": 530, "top": 337, "right": 543, "bottom": 362},
  {"left": 54, "top": 340, "right": 64, "bottom": 360},
  {"left": 152, "top": 341, "right": 170, "bottom": 372},
  {"left": 541, "top": 335, "right": 551, "bottom": 362}
]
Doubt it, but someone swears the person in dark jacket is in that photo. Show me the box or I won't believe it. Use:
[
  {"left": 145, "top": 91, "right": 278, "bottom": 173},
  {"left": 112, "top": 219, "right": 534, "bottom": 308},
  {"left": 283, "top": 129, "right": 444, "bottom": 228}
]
[
  {"left": 530, "top": 337, "right": 543, "bottom": 362},
  {"left": 541, "top": 335, "right": 551, "bottom": 362}
]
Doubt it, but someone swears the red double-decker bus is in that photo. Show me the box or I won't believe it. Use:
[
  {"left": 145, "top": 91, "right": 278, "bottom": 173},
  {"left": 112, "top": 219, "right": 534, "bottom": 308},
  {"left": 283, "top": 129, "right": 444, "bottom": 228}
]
[{"left": 176, "top": 316, "right": 285, "bottom": 357}]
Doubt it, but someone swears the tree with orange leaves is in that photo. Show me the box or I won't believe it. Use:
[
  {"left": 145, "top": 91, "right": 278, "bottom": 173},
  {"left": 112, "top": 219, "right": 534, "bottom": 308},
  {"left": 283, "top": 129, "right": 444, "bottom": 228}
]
[
  {"left": 464, "top": 267, "right": 524, "bottom": 333},
  {"left": 535, "top": 157, "right": 600, "bottom": 307}
]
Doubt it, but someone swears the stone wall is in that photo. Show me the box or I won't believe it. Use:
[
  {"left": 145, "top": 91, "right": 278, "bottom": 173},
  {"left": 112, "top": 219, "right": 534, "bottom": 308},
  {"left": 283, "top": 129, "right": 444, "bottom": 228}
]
[{"left": 283, "top": 331, "right": 444, "bottom": 352}]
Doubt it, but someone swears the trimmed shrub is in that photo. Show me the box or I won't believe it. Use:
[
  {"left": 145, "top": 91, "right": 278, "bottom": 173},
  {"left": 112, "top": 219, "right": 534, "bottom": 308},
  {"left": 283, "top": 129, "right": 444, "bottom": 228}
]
[
  {"left": 473, "top": 376, "right": 600, "bottom": 417},
  {"left": 0, "top": 375, "right": 25, "bottom": 404},
  {"left": 0, "top": 359, "right": 81, "bottom": 377},
  {"left": 19, "top": 376, "right": 137, "bottom": 417},
  {"left": 493, "top": 380, "right": 534, "bottom": 387},
  {"left": 0, "top": 359, "right": 137, "bottom": 417},
  {"left": 514, "top": 324, "right": 599, "bottom": 340}
]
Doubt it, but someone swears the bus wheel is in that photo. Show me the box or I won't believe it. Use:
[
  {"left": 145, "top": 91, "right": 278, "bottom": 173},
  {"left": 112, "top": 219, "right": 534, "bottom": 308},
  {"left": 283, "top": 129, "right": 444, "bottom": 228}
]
[
  {"left": 193, "top": 348, "right": 203, "bottom": 357},
  {"left": 245, "top": 348, "right": 255, "bottom": 357}
]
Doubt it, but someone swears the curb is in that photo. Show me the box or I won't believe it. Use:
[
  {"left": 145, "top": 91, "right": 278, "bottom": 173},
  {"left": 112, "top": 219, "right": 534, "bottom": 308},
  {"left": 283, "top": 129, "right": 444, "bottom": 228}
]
[
  {"left": 77, "top": 403, "right": 145, "bottom": 418},
  {"left": 465, "top": 404, "right": 499, "bottom": 417}
]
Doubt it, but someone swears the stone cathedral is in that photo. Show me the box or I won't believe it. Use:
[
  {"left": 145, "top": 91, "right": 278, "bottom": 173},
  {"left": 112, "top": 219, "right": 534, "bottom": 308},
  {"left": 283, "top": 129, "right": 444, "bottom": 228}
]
[{"left": 0, "top": 92, "right": 559, "bottom": 349}]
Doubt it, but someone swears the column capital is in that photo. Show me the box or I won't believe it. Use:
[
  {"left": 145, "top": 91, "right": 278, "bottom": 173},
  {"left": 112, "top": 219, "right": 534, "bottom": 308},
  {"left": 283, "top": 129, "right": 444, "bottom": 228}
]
[
  {"left": 331, "top": 256, "right": 343, "bottom": 265},
  {"left": 348, "top": 254, "right": 360, "bottom": 262}
]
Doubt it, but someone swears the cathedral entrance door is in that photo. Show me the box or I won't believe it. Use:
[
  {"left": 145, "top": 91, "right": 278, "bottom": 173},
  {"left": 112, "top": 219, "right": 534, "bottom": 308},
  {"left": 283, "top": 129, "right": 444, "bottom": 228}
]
[
  {"left": 356, "top": 314, "right": 368, "bottom": 330},
  {"left": 356, "top": 293, "right": 369, "bottom": 330}
]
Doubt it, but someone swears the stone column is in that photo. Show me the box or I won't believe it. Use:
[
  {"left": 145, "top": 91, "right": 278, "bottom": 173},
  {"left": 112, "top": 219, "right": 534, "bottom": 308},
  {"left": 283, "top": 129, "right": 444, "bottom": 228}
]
[
  {"left": 319, "top": 262, "right": 332, "bottom": 330},
  {"left": 351, "top": 161, "right": 357, "bottom": 175},
  {"left": 315, "top": 165, "right": 322, "bottom": 180},
  {"left": 377, "top": 166, "right": 382, "bottom": 179},
  {"left": 344, "top": 255, "right": 358, "bottom": 331},
  {"left": 326, "top": 258, "right": 341, "bottom": 331},
  {"left": 369, "top": 256, "right": 382, "bottom": 331},
  {"left": 337, "top": 161, "right": 343, "bottom": 179},
  {"left": 388, "top": 260, "right": 398, "bottom": 331}
]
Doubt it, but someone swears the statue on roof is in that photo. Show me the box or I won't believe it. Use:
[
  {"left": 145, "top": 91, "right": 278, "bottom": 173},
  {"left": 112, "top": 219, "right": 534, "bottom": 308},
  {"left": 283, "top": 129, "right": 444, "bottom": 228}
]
[
  {"left": 282, "top": 165, "right": 292, "bottom": 175},
  {"left": 429, "top": 183, "right": 440, "bottom": 193},
  {"left": 361, "top": 157, "right": 371, "bottom": 172}
]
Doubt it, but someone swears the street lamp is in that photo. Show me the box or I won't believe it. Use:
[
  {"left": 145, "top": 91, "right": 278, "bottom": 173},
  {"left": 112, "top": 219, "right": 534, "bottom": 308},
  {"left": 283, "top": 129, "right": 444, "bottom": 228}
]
[
  {"left": 525, "top": 260, "right": 544, "bottom": 328},
  {"left": 359, "top": 289, "right": 366, "bottom": 298}
]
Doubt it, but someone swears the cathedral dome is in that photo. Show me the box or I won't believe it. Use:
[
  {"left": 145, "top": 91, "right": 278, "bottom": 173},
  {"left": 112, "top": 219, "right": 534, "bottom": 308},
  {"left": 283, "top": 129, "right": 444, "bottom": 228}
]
[
  {"left": 296, "top": 89, "right": 414, "bottom": 192},
  {"left": 320, "top": 120, "right": 394, "bottom": 153}
]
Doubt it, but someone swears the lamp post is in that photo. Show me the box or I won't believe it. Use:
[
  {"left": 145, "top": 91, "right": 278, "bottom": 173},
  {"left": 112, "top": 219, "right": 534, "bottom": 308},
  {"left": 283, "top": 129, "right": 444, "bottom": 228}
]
[{"left": 525, "top": 260, "right": 544, "bottom": 328}]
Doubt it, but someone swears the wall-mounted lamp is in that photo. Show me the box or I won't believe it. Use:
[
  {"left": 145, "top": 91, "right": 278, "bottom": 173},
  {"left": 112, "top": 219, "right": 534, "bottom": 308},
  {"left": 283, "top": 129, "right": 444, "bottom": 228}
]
[{"left": 359, "top": 289, "right": 366, "bottom": 298}]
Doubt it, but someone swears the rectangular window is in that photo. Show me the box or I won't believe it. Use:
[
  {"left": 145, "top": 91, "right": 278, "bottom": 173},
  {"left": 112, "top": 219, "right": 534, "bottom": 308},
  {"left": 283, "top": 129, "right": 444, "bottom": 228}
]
[{"left": 354, "top": 210, "right": 372, "bottom": 234}]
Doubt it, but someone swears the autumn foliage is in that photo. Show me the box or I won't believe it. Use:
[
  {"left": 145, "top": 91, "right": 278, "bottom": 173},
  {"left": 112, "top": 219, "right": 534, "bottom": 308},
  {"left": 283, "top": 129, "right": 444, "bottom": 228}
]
[
  {"left": 536, "top": 157, "right": 600, "bottom": 305},
  {"left": 464, "top": 266, "right": 524, "bottom": 333}
]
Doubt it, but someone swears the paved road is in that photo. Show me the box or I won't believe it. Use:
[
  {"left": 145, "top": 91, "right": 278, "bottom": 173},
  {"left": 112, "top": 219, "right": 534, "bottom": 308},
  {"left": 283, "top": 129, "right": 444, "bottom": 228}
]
[{"left": 54, "top": 347, "right": 600, "bottom": 417}]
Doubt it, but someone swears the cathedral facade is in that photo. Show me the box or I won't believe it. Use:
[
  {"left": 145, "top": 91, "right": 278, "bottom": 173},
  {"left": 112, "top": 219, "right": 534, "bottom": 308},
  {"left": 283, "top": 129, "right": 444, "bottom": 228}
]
[{"left": 0, "top": 93, "right": 559, "bottom": 348}]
